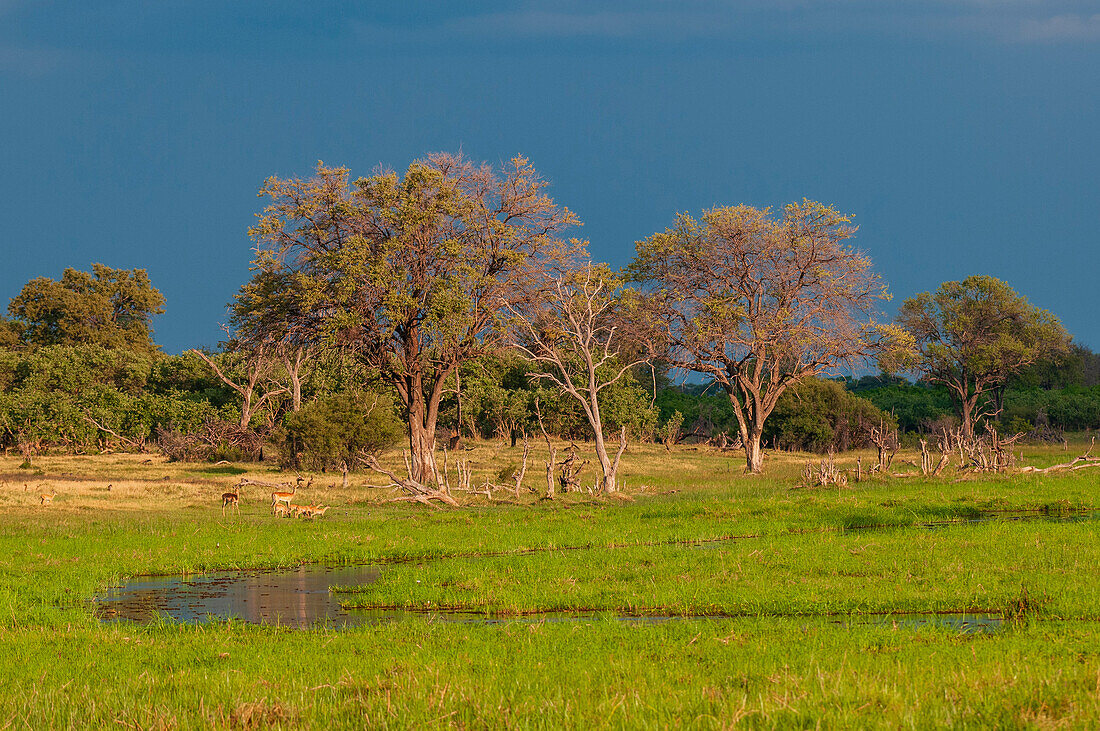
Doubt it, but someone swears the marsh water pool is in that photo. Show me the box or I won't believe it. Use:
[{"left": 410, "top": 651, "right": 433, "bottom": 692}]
[{"left": 92, "top": 562, "right": 1005, "bottom": 633}]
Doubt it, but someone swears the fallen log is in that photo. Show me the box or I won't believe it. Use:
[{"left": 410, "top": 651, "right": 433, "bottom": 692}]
[
  {"left": 237, "top": 478, "right": 293, "bottom": 488},
  {"left": 366, "top": 457, "right": 459, "bottom": 507},
  {"left": 1019, "top": 438, "right": 1099, "bottom": 474}
]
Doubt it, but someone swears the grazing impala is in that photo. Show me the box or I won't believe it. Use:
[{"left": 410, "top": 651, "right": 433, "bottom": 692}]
[
  {"left": 272, "top": 502, "right": 290, "bottom": 518},
  {"left": 271, "top": 484, "right": 296, "bottom": 513},
  {"left": 221, "top": 489, "right": 240, "bottom": 516},
  {"left": 300, "top": 505, "right": 329, "bottom": 519},
  {"left": 40, "top": 492, "right": 55, "bottom": 506}
]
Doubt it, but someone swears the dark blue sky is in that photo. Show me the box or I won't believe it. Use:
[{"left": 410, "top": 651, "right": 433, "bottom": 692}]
[{"left": 2, "top": 1, "right": 1098, "bottom": 353}]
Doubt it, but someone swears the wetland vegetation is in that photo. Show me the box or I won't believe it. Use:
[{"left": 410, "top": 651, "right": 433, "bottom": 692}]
[{"left": 3, "top": 439, "right": 1100, "bottom": 728}]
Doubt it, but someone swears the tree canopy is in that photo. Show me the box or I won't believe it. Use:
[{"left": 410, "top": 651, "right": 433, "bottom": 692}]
[
  {"left": 247, "top": 152, "right": 581, "bottom": 485},
  {"left": 630, "top": 200, "right": 893, "bottom": 472},
  {"left": 7, "top": 264, "right": 164, "bottom": 353},
  {"left": 896, "top": 275, "right": 1071, "bottom": 437}
]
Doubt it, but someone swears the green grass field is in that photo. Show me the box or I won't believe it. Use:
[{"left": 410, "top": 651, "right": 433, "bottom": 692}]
[{"left": 2, "top": 440, "right": 1099, "bottom": 728}]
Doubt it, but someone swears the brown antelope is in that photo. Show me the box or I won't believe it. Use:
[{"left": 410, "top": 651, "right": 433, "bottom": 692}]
[
  {"left": 271, "top": 484, "right": 295, "bottom": 513},
  {"left": 272, "top": 502, "right": 290, "bottom": 518},
  {"left": 221, "top": 489, "right": 240, "bottom": 516},
  {"left": 40, "top": 492, "right": 55, "bottom": 506},
  {"left": 301, "top": 505, "right": 329, "bottom": 519}
]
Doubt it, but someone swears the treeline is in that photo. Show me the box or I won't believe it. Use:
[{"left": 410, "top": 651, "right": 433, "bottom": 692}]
[{"left": 4, "top": 152, "right": 1099, "bottom": 484}]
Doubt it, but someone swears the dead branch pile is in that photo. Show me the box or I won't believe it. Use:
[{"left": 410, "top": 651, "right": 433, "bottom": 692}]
[
  {"left": 869, "top": 420, "right": 900, "bottom": 473},
  {"left": 799, "top": 452, "right": 849, "bottom": 489},
  {"left": 557, "top": 443, "right": 587, "bottom": 494},
  {"left": 954, "top": 424, "right": 1021, "bottom": 473},
  {"left": 366, "top": 456, "right": 458, "bottom": 507},
  {"left": 919, "top": 429, "right": 952, "bottom": 477},
  {"left": 155, "top": 420, "right": 265, "bottom": 462}
]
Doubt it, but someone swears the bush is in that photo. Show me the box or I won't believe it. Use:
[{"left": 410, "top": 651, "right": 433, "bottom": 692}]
[
  {"left": 764, "top": 378, "right": 895, "bottom": 453},
  {"left": 280, "top": 391, "right": 404, "bottom": 470}
]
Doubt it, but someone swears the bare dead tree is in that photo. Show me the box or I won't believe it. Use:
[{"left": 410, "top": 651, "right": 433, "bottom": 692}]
[
  {"left": 506, "top": 264, "right": 644, "bottom": 493},
  {"left": 535, "top": 398, "right": 557, "bottom": 500},
  {"left": 869, "top": 419, "right": 900, "bottom": 472},
  {"left": 919, "top": 429, "right": 952, "bottom": 477},
  {"left": 513, "top": 432, "right": 531, "bottom": 498},
  {"left": 192, "top": 345, "right": 288, "bottom": 430},
  {"left": 557, "top": 443, "right": 587, "bottom": 494}
]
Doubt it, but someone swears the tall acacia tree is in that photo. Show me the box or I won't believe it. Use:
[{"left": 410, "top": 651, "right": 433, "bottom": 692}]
[
  {"left": 896, "top": 275, "right": 1070, "bottom": 439},
  {"left": 629, "top": 201, "right": 892, "bottom": 473},
  {"left": 249, "top": 153, "right": 580, "bottom": 486}
]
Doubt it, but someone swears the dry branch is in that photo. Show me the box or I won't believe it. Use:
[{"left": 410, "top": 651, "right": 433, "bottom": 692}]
[{"left": 365, "top": 456, "right": 459, "bottom": 507}]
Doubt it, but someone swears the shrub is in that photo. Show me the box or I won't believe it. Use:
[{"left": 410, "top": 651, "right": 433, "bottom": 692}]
[
  {"left": 764, "top": 378, "right": 894, "bottom": 453},
  {"left": 280, "top": 391, "right": 404, "bottom": 470}
]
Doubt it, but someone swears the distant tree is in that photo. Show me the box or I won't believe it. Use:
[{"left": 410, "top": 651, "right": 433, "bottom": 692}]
[
  {"left": 763, "top": 377, "right": 894, "bottom": 453},
  {"left": 7, "top": 264, "right": 164, "bottom": 353},
  {"left": 630, "top": 201, "right": 895, "bottom": 473},
  {"left": 1010, "top": 343, "right": 1100, "bottom": 391},
  {"left": 506, "top": 264, "right": 650, "bottom": 493},
  {"left": 248, "top": 153, "right": 579, "bottom": 486},
  {"left": 0, "top": 316, "right": 21, "bottom": 349},
  {"left": 896, "top": 275, "right": 1071, "bottom": 438}
]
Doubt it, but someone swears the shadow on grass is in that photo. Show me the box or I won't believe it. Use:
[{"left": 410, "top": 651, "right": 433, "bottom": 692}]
[{"left": 193, "top": 466, "right": 248, "bottom": 476}]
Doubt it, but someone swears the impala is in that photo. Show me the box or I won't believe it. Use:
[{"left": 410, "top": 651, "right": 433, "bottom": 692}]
[
  {"left": 40, "top": 492, "right": 55, "bottom": 506},
  {"left": 301, "top": 505, "right": 329, "bottom": 519},
  {"left": 221, "top": 489, "right": 240, "bottom": 516},
  {"left": 272, "top": 502, "right": 290, "bottom": 518},
  {"left": 271, "top": 484, "right": 295, "bottom": 513}
]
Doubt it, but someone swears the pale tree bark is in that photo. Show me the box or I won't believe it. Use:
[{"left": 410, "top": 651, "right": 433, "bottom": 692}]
[
  {"left": 278, "top": 344, "right": 316, "bottom": 412},
  {"left": 192, "top": 347, "right": 288, "bottom": 430},
  {"left": 507, "top": 264, "right": 646, "bottom": 493}
]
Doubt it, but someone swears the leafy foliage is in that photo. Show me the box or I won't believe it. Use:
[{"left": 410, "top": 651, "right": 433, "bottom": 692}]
[
  {"left": 897, "top": 275, "right": 1071, "bottom": 436},
  {"left": 7, "top": 264, "right": 164, "bottom": 353},
  {"left": 280, "top": 391, "right": 404, "bottom": 470},
  {"left": 630, "top": 200, "right": 892, "bottom": 471},
  {"left": 763, "top": 378, "right": 895, "bottom": 453},
  {"left": 247, "top": 153, "right": 581, "bottom": 483}
]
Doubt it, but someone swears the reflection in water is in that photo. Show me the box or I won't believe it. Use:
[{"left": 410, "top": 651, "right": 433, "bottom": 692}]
[
  {"left": 850, "top": 613, "right": 1003, "bottom": 635},
  {"left": 94, "top": 565, "right": 381, "bottom": 629},
  {"left": 92, "top": 564, "right": 1005, "bottom": 634}
]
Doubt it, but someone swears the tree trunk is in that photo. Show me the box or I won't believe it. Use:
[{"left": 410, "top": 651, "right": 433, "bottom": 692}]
[
  {"left": 960, "top": 397, "right": 976, "bottom": 440},
  {"left": 407, "top": 395, "right": 438, "bottom": 486},
  {"left": 588, "top": 394, "right": 617, "bottom": 493},
  {"left": 593, "top": 429, "right": 615, "bottom": 493},
  {"left": 239, "top": 387, "right": 254, "bottom": 430},
  {"left": 290, "top": 375, "right": 302, "bottom": 412},
  {"left": 744, "top": 429, "right": 765, "bottom": 474}
]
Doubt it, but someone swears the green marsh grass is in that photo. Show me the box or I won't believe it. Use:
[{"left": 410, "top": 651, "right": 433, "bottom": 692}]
[{"left": 1, "top": 440, "right": 1099, "bottom": 727}]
